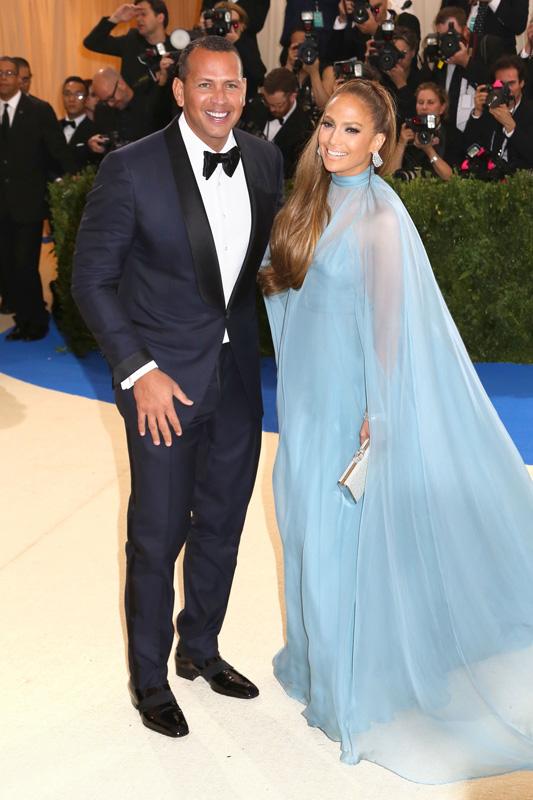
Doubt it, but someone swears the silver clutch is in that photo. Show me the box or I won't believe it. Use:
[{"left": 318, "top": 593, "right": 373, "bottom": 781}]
[{"left": 338, "top": 439, "right": 370, "bottom": 503}]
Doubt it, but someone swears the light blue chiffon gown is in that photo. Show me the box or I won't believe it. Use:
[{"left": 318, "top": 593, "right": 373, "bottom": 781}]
[{"left": 265, "top": 167, "right": 533, "bottom": 783}]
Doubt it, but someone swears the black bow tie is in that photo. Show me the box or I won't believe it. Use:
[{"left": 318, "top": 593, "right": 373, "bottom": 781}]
[
  {"left": 62, "top": 119, "right": 76, "bottom": 129},
  {"left": 203, "top": 146, "right": 241, "bottom": 180}
]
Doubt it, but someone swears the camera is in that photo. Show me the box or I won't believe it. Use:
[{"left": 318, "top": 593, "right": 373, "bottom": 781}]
[
  {"left": 137, "top": 29, "right": 191, "bottom": 81},
  {"left": 404, "top": 114, "right": 439, "bottom": 145},
  {"left": 297, "top": 11, "right": 319, "bottom": 66},
  {"left": 346, "top": 1, "right": 371, "bottom": 25},
  {"left": 100, "top": 131, "right": 130, "bottom": 152},
  {"left": 423, "top": 23, "right": 461, "bottom": 67},
  {"left": 460, "top": 143, "right": 511, "bottom": 181},
  {"left": 204, "top": 8, "right": 232, "bottom": 37},
  {"left": 393, "top": 167, "right": 422, "bottom": 181},
  {"left": 369, "top": 21, "right": 404, "bottom": 72},
  {"left": 485, "top": 80, "right": 512, "bottom": 109},
  {"left": 333, "top": 58, "right": 365, "bottom": 82}
]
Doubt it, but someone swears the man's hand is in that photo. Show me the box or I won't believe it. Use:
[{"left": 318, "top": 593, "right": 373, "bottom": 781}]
[
  {"left": 88, "top": 134, "right": 109, "bottom": 154},
  {"left": 109, "top": 4, "right": 139, "bottom": 24},
  {"left": 473, "top": 84, "right": 489, "bottom": 116},
  {"left": 156, "top": 55, "right": 174, "bottom": 86},
  {"left": 338, "top": 0, "right": 354, "bottom": 24},
  {"left": 490, "top": 103, "right": 516, "bottom": 133},
  {"left": 446, "top": 39, "right": 470, "bottom": 68},
  {"left": 359, "top": 416, "right": 370, "bottom": 446},
  {"left": 301, "top": 59, "right": 320, "bottom": 76},
  {"left": 388, "top": 62, "right": 407, "bottom": 89},
  {"left": 133, "top": 369, "right": 193, "bottom": 446}
]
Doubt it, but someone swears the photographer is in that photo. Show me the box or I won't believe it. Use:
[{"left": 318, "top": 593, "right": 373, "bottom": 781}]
[
  {"left": 283, "top": 26, "right": 331, "bottom": 110},
  {"left": 463, "top": 0, "right": 528, "bottom": 56},
  {"left": 83, "top": 1, "right": 172, "bottom": 90},
  {"left": 87, "top": 67, "right": 170, "bottom": 156},
  {"left": 390, "top": 83, "right": 455, "bottom": 180},
  {"left": 366, "top": 25, "right": 422, "bottom": 120},
  {"left": 242, "top": 68, "right": 314, "bottom": 178},
  {"left": 464, "top": 54, "right": 533, "bottom": 170},
  {"left": 202, "top": 2, "right": 268, "bottom": 99}
]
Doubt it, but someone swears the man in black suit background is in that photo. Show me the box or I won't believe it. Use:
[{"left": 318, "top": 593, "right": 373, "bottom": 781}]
[
  {"left": 73, "top": 36, "right": 283, "bottom": 739},
  {"left": 441, "top": 0, "right": 528, "bottom": 55},
  {"left": 464, "top": 53, "right": 533, "bottom": 170},
  {"left": 59, "top": 76, "right": 98, "bottom": 172},
  {"left": 243, "top": 67, "right": 314, "bottom": 177},
  {"left": 0, "top": 56, "right": 74, "bottom": 335}
]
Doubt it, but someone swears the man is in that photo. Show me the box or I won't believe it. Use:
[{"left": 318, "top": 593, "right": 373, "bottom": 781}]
[
  {"left": 0, "top": 56, "right": 74, "bottom": 337},
  {"left": 208, "top": 1, "right": 268, "bottom": 99},
  {"left": 464, "top": 54, "right": 533, "bottom": 170},
  {"left": 13, "top": 57, "right": 32, "bottom": 95},
  {"left": 83, "top": 1, "right": 172, "bottom": 91},
  {"left": 441, "top": 0, "right": 528, "bottom": 55},
  {"left": 244, "top": 68, "right": 314, "bottom": 177},
  {"left": 72, "top": 36, "right": 283, "bottom": 738},
  {"left": 87, "top": 67, "right": 171, "bottom": 156},
  {"left": 59, "top": 76, "right": 97, "bottom": 172}
]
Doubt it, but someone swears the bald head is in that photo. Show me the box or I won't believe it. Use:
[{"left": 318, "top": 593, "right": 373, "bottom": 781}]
[{"left": 92, "top": 68, "right": 132, "bottom": 109}]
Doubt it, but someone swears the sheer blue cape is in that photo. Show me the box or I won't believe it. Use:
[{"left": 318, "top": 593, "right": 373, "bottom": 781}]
[{"left": 265, "top": 167, "right": 533, "bottom": 783}]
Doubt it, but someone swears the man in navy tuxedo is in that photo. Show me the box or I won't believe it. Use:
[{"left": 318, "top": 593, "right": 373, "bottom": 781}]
[{"left": 73, "top": 36, "right": 284, "bottom": 738}]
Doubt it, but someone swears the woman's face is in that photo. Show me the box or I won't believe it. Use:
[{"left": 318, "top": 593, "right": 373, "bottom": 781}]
[
  {"left": 317, "top": 93, "right": 384, "bottom": 177},
  {"left": 416, "top": 89, "right": 446, "bottom": 117}
]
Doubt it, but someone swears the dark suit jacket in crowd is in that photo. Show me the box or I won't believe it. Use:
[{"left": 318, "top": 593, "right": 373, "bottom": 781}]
[
  {"left": 243, "top": 98, "right": 314, "bottom": 178},
  {"left": 83, "top": 17, "right": 173, "bottom": 90},
  {"left": 0, "top": 93, "right": 75, "bottom": 223},
  {"left": 441, "top": 0, "right": 528, "bottom": 53},
  {"left": 463, "top": 95, "right": 533, "bottom": 170},
  {"left": 60, "top": 116, "right": 99, "bottom": 172},
  {"left": 72, "top": 119, "right": 284, "bottom": 423}
]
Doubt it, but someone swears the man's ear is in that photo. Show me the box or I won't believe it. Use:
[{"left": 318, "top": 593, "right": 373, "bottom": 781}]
[{"left": 173, "top": 77, "right": 185, "bottom": 108}]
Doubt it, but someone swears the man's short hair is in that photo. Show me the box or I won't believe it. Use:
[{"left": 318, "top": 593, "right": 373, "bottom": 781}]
[
  {"left": 13, "top": 56, "right": 30, "bottom": 70},
  {"left": 134, "top": 0, "right": 169, "bottom": 29},
  {"left": 177, "top": 35, "right": 241, "bottom": 81},
  {"left": 263, "top": 68, "right": 299, "bottom": 96},
  {"left": 63, "top": 75, "right": 87, "bottom": 92},
  {"left": 434, "top": 6, "right": 467, "bottom": 28},
  {"left": 491, "top": 54, "right": 526, "bottom": 83},
  {"left": 0, "top": 56, "right": 19, "bottom": 73},
  {"left": 393, "top": 26, "right": 418, "bottom": 53}
]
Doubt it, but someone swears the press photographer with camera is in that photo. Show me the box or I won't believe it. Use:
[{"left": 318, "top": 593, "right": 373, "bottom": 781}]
[
  {"left": 390, "top": 82, "right": 455, "bottom": 180},
  {"left": 87, "top": 67, "right": 170, "bottom": 156},
  {"left": 365, "top": 24, "right": 422, "bottom": 119},
  {"left": 460, "top": 0, "right": 529, "bottom": 56},
  {"left": 201, "top": 2, "right": 268, "bottom": 99},
  {"left": 282, "top": 22, "right": 331, "bottom": 111},
  {"left": 242, "top": 67, "right": 315, "bottom": 177},
  {"left": 464, "top": 54, "right": 533, "bottom": 171}
]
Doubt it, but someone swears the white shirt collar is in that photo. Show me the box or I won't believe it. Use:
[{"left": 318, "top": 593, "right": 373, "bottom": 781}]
[
  {"left": 179, "top": 112, "right": 237, "bottom": 179},
  {"left": 3, "top": 90, "right": 22, "bottom": 111},
  {"left": 67, "top": 113, "right": 87, "bottom": 127}
]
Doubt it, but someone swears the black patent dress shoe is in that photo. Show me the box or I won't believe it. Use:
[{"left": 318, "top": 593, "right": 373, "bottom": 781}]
[
  {"left": 175, "top": 652, "right": 259, "bottom": 699},
  {"left": 128, "top": 681, "right": 189, "bottom": 738}
]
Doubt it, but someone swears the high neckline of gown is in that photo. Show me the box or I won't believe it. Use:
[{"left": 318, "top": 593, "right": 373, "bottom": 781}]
[{"left": 331, "top": 166, "right": 372, "bottom": 188}]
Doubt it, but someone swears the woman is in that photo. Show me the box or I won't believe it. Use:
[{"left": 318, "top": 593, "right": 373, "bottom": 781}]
[
  {"left": 261, "top": 79, "right": 533, "bottom": 783},
  {"left": 390, "top": 83, "right": 456, "bottom": 180}
]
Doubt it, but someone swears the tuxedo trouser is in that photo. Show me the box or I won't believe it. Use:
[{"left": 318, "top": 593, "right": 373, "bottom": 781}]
[
  {"left": 0, "top": 214, "right": 47, "bottom": 326},
  {"left": 119, "top": 344, "right": 262, "bottom": 690}
]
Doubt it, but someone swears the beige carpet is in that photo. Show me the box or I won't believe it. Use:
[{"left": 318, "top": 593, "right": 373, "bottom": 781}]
[{"left": 1, "top": 373, "right": 533, "bottom": 800}]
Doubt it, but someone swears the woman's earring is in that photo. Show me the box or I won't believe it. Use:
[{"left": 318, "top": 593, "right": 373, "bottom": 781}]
[{"left": 372, "top": 151, "right": 383, "bottom": 168}]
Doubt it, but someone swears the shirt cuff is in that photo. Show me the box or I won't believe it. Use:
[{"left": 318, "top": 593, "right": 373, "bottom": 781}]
[
  {"left": 488, "top": 0, "right": 501, "bottom": 12},
  {"left": 503, "top": 126, "right": 515, "bottom": 138},
  {"left": 120, "top": 360, "right": 158, "bottom": 390},
  {"left": 519, "top": 48, "right": 530, "bottom": 59},
  {"left": 333, "top": 16, "right": 348, "bottom": 30}
]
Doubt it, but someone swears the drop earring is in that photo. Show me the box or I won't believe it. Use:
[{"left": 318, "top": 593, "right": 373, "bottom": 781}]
[{"left": 372, "top": 151, "right": 383, "bottom": 168}]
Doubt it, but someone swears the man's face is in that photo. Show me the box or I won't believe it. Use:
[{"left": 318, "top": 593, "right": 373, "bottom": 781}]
[
  {"left": 173, "top": 49, "right": 246, "bottom": 151},
  {"left": 93, "top": 76, "right": 130, "bottom": 110},
  {"left": 263, "top": 90, "right": 294, "bottom": 119},
  {"left": 494, "top": 67, "right": 523, "bottom": 103},
  {"left": 18, "top": 65, "right": 32, "bottom": 94},
  {"left": 135, "top": 1, "right": 164, "bottom": 37},
  {"left": 287, "top": 31, "right": 305, "bottom": 69},
  {"left": 0, "top": 60, "right": 19, "bottom": 101},
  {"left": 62, "top": 81, "right": 87, "bottom": 118}
]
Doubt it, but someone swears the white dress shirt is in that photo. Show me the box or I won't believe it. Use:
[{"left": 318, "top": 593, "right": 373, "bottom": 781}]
[
  {"left": 1, "top": 90, "right": 22, "bottom": 126},
  {"left": 263, "top": 100, "right": 297, "bottom": 141},
  {"left": 63, "top": 113, "right": 87, "bottom": 144},
  {"left": 121, "top": 114, "right": 252, "bottom": 389}
]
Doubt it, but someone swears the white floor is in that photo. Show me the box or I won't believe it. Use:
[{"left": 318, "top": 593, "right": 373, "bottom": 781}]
[{"left": 1, "top": 371, "right": 533, "bottom": 800}]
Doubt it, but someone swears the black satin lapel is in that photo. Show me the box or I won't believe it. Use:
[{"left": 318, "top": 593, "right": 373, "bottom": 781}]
[
  {"left": 227, "top": 131, "right": 270, "bottom": 310},
  {"left": 163, "top": 119, "right": 225, "bottom": 311}
]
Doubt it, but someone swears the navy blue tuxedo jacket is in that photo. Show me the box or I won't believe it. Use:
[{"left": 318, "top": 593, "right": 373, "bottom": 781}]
[{"left": 72, "top": 118, "right": 284, "bottom": 425}]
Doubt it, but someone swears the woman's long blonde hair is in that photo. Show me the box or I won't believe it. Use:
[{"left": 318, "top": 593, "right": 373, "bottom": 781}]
[{"left": 260, "top": 79, "right": 397, "bottom": 296}]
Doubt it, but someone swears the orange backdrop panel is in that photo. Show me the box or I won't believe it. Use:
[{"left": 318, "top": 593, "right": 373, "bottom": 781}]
[{"left": 0, "top": 0, "right": 201, "bottom": 115}]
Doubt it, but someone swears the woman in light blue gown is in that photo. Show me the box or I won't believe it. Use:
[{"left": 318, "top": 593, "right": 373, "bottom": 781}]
[{"left": 261, "top": 79, "right": 533, "bottom": 784}]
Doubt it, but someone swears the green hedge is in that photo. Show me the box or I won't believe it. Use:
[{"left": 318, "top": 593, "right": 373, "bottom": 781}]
[{"left": 48, "top": 170, "right": 533, "bottom": 362}]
